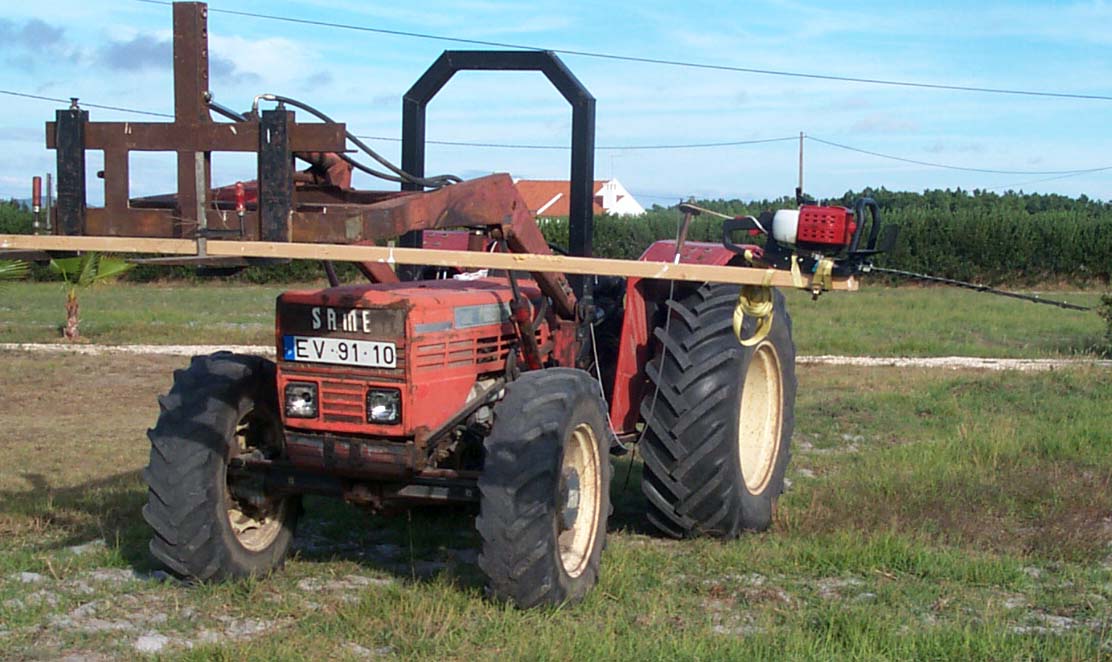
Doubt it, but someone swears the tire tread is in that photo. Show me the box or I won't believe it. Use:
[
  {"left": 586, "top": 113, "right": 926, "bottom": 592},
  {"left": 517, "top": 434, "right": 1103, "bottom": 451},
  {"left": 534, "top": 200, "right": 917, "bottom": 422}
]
[
  {"left": 639, "top": 283, "right": 797, "bottom": 538},
  {"left": 477, "top": 368, "right": 612, "bottom": 608}
]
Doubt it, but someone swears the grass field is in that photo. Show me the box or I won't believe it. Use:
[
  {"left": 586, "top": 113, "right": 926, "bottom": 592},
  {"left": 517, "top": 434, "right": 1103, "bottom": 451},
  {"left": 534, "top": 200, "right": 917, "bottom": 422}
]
[
  {"left": 0, "top": 351, "right": 1109, "bottom": 660},
  {"left": 0, "top": 281, "right": 1105, "bottom": 357}
]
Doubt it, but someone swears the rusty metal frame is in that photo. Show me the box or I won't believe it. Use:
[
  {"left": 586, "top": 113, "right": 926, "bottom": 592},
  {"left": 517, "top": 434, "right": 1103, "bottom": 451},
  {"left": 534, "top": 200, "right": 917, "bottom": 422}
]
[
  {"left": 45, "top": 2, "right": 351, "bottom": 242},
  {"left": 41, "top": 1, "right": 584, "bottom": 317}
]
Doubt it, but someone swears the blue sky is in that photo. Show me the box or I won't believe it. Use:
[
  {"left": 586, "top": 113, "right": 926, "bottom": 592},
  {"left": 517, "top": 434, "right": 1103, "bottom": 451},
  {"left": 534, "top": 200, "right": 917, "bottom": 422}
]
[{"left": 1, "top": 0, "right": 1110, "bottom": 206}]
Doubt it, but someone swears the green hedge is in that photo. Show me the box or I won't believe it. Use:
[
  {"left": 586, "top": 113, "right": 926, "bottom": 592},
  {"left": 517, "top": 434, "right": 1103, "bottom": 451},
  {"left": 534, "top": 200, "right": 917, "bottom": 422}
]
[
  {"left": 543, "top": 189, "right": 1112, "bottom": 285},
  {"left": 0, "top": 201, "right": 33, "bottom": 234},
  {"left": 122, "top": 259, "right": 358, "bottom": 284},
  {"left": 831, "top": 188, "right": 1112, "bottom": 284}
]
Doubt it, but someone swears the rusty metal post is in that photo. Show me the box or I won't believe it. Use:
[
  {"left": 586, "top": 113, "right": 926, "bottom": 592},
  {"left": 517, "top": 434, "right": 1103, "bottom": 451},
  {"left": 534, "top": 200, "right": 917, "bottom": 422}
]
[
  {"left": 173, "top": 2, "right": 212, "bottom": 238},
  {"left": 55, "top": 102, "right": 87, "bottom": 236},
  {"left": 259, "top": 109, "right": 293, "bottom": 242}
]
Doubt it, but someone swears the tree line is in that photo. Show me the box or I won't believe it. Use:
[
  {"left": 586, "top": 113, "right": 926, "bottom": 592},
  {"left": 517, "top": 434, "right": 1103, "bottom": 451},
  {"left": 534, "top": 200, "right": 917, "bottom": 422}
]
[
  {"left": 2, "top": 187, "right": 1111, "bottom": 285},
  {"left": 544, "top": 188, "right": 1112, "bottom": 285}
]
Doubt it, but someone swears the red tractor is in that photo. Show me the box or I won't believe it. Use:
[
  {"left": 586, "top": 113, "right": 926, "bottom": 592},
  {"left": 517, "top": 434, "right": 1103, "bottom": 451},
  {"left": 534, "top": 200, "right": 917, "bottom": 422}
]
[
  {"left": 144, "top": 222, "right": 797, "bottom": 608},
  {"left": 37, "top": 3, "right": 888, "bottom": 608}
]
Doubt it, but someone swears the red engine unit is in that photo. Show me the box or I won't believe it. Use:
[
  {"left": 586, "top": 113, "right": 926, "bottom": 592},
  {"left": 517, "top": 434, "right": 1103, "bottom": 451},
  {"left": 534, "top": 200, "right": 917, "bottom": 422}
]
[{"left": 797, "top": 205, "right": 856, "bottom": 247}]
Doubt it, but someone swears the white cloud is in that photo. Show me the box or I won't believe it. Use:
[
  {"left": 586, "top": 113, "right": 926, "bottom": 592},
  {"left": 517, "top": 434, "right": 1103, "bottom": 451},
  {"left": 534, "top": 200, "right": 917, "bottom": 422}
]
[{"left": 207, "top": 34, "right": 312, "bottom": 88}]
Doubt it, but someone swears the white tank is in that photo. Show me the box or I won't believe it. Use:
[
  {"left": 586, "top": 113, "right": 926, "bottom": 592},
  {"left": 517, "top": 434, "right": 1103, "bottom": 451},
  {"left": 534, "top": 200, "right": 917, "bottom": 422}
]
[{"left": 771, "top": 209, "right": 800, "bottom": 245}]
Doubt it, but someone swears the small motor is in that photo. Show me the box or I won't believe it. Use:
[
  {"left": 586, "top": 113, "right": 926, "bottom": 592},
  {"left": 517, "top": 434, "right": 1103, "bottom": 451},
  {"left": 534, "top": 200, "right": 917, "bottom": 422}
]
[{"left": 723, "top": 197, "right": 896, "bottom": 275}]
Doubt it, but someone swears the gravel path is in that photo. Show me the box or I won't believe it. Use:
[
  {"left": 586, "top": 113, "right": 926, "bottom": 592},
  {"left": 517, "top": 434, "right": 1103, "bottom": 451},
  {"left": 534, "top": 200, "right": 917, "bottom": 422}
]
[
  {"left": 0, "top": 343, "right": 273, "bottom": 357},
  {"left": 3, "top": 343, "right": 1110, "bottom": 371},
  {"left": 796, "top": 354, "right": 1112, "bottom": 371}
]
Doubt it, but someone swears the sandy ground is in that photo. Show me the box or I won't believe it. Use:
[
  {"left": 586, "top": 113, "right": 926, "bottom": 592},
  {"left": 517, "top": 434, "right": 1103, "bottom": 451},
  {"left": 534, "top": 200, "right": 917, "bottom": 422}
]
[{"left": 2, "top": 342, "right": 1110, "bottom": 371}]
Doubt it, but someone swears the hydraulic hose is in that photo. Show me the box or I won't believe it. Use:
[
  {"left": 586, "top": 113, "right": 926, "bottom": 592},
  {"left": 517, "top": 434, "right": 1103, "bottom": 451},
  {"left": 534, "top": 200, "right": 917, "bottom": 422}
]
[{"left": 252, "top": 93, "right": 461, "bottom": 190}]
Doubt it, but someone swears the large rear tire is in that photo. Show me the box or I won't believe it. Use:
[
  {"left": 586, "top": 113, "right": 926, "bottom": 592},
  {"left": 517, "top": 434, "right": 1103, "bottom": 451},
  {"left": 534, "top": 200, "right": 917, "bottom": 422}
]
[
  {"left": 640, "top": 284, "right": 796, "bottom": 538},
  {"left": 143, "top": 353, "right": 300, "bottom": 581},
  {"left": 477, "top": 368, "right": 612, "bottom": 608}
]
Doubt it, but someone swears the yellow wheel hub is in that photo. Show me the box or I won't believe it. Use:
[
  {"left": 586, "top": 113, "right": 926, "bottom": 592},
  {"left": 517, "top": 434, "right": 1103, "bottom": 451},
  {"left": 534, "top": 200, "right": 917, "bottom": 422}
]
[{"left": 737, "top": 341, "right": 784, "bottom": 494}]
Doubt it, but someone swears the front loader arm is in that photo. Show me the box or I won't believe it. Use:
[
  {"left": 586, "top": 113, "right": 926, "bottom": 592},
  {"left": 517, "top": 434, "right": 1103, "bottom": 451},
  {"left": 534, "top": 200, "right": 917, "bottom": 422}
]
[{"left": 313, "top": 173, "right": 576, "bottom": 319}]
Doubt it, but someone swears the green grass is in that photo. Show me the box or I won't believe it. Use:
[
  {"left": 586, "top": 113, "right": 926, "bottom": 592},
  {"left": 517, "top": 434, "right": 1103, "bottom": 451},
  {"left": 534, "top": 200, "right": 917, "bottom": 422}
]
[
  {"left": 0, "top": 281, "right": 288, "bottom": 346},
  {"left": 0, "top": 354, "right": 1108, "bottom": 659},
  {"left": 785, "top": 285, "right": 1105, "bottom": 358},
  {"left": 0, "top": 281, "right": 1106, "bottom": 358}
]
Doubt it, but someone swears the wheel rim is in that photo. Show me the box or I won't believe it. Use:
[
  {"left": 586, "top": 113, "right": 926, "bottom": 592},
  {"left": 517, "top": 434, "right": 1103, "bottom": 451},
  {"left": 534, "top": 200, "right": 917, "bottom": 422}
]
[
  {"left": 226, "top": 410, "right": 286, "bottom": 552},
  {"left": 558, "top": 423, "right": 601, "bottom": 578},
  {"left": 227, "top": 500, "right": 287, "bottom": 552},
  {"left": 737, "top": 341, "right": 784, "bottom": 494}
]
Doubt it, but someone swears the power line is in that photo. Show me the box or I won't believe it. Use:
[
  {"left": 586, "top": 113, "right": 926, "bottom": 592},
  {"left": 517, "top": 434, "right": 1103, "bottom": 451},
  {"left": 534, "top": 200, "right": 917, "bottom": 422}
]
[
  {"left": 6, "top": 86, "right": 1110, "bottom": 180},
  {"left": 354, "top": 134, "right": 798, "bottom": 151},
  {"left": 807, "top": 135, "right": 1112, "bottom": 176},
  {"left": 985, "top": 170, "right": 1105, "bottom": 192},
  {"left": 0, "top": 87, "right": 799, "bottom": 151},
  {"left": 0, "top": 89, "right": 173, "bottom": 118},
  {"left": 397, "top": 129, "right": 1112, "bottom": 176},
  {"left": 133, "top": 0, "right": 1112, "bottom": 102}
]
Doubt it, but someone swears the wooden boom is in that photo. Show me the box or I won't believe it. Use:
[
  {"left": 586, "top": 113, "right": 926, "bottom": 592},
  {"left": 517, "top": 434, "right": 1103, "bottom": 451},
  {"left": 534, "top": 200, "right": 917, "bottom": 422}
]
[{"left": 0, "top": 234, "right": 858, "bottom": 290}]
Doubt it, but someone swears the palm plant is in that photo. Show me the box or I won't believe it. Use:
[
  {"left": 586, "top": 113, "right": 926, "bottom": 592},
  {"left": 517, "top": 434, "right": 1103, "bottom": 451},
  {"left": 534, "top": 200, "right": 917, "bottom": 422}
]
[
  {"left": 49, "top": 253, "right": 133, "bottom": 341},
  {"left": 0, "top": 259, "right": 29, "bottom": 282}
]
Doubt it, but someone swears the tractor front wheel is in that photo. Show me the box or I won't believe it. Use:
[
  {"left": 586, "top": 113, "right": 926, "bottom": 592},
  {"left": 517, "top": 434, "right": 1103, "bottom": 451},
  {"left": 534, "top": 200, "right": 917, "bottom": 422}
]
[
  {"left": 477, "top": 368, "right": 612, "bottom": 608},
  {"left": 143, "top": 353, "right": 299, "bottom": 581},
  {"left": 640, "top": 283, "right": 796, "bottom": 538}
]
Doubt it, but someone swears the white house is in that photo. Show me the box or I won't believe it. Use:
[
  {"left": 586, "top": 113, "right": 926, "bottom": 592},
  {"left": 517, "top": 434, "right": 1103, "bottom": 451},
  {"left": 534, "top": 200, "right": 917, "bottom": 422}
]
[{"left": 514, "top": 178, "right": 645, "bottom": 217}]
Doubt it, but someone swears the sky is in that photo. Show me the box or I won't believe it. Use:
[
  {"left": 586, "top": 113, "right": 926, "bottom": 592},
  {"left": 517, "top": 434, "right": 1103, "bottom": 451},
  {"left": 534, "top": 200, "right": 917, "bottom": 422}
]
[{"left": 1, "top": 0, "right": 1110, "bottom": 207}]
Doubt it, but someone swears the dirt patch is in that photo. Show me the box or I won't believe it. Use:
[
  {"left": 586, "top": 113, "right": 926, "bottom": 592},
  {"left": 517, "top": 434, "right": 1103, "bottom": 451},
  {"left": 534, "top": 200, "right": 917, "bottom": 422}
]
[
  {"left": 1, "top": 566, "right": 328, "bottom": 656},
  {"left": 813, "top": 576, "right": 866, "bottom": 601},
  {"left": 297, "top": 575, "right": 394, "bottom": 593}
]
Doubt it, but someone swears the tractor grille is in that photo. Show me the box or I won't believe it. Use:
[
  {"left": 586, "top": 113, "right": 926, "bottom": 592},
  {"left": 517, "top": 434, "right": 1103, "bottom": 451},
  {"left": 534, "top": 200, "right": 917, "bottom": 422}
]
[
  {"left": 320, "top": 378, "right": 367, "bottom": 424},
  {"left": 281, "top": 359, "right": 405, "bottom": 425},
  {"left": 412, "top": 333, "right": 517, "bottom": 370}
]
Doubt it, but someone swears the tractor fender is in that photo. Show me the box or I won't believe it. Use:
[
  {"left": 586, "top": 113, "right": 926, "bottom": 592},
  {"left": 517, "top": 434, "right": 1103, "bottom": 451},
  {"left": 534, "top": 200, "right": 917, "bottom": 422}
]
[{"left": 608, "top": 240, "right": 758, "bottom": 435}]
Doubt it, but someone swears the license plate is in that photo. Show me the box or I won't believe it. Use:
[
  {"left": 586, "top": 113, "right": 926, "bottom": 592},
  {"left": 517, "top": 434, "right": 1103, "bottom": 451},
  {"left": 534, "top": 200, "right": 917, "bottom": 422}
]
[{"left": 282, "top": 336, "right": 397, "bottom": 369}]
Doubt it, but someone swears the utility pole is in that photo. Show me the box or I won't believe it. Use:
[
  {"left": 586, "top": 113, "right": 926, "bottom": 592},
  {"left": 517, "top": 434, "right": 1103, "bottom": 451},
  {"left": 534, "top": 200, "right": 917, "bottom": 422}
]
[{"left": 795, "top": 132, "right": 804, "bottom": 206}]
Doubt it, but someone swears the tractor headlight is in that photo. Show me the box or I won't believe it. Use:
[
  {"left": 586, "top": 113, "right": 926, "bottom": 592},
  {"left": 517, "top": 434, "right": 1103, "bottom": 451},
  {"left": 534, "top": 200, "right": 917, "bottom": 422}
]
[
  {"left": 284, "top": 382, "right": 318, "bottom": 419},
  {"left": 366, "top": 388, "right": 401, "bottom": 424}
]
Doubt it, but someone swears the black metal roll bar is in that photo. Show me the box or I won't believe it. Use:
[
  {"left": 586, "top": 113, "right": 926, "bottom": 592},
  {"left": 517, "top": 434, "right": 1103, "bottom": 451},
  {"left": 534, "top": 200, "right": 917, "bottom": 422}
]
[{"left": 400, "top": 50, "right": 596, "bottom": 298}]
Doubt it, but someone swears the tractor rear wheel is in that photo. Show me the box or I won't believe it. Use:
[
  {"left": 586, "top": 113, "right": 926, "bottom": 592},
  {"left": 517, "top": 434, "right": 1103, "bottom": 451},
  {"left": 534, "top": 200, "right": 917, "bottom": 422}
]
[
  {"left": 477, "top": 368, "right": 612, "bottom": 608},
  {"left": 640, "top": 283, "right": 796, "bottom": 538},
  {"left": 143, "top": 353, "right": 299, "bottom": 581}
]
